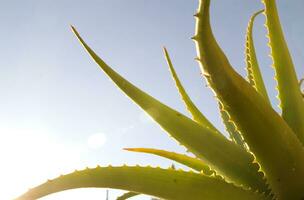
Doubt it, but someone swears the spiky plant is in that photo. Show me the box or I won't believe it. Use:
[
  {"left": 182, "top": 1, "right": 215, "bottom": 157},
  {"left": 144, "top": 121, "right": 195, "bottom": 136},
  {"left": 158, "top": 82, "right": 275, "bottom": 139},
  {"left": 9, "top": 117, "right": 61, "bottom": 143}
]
[{"left": 16, "top": 0, "right": 304, "bottom": 199}]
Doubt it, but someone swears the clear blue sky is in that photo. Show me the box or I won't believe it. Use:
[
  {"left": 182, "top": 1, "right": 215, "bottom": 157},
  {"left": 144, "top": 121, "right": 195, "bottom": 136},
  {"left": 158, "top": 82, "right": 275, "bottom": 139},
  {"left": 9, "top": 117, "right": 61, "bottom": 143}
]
[{"left": 0, "top": 0, "right": 303, "bottom": 199}]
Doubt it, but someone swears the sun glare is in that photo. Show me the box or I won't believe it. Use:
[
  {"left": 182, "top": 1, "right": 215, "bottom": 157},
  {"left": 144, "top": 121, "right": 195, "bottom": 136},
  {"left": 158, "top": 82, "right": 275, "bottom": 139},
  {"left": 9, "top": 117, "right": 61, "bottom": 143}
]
[
  {"left": 87, "top": 133, "right": 107, "bottom": 150},
  {"left": 0, "top": 127, "right": 86, "bottom": 199}
]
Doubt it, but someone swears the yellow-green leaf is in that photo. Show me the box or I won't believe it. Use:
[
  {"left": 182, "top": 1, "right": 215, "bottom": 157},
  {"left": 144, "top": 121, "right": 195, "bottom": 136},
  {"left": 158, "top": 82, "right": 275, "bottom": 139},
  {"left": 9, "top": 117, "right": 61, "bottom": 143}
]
[
  {"left": 15, "top": 166, "right": 266, "bottom": 200},
  {"left": 245, "top": 10, "right": 270, "bottom": 103},
  {"left": 164, "top": 47, "right": 245, "bottom": 149},
  {"left": 163, "top": 47, "right": 216, "bottom": 131},
  {"left": 262, "top": 0, "right": 304, "bottom": 143},
  {"left": 218, "top": 102, "right": 246, "bottom": 149},
  {"left": 71, "top": 26, "right": 267, "bottom": 192},
  {"left": 124, "top": 147, "right": 215, "bottom": 175},
  {"left": 194, "top": 0, "right": 304, "bottom": 198}
]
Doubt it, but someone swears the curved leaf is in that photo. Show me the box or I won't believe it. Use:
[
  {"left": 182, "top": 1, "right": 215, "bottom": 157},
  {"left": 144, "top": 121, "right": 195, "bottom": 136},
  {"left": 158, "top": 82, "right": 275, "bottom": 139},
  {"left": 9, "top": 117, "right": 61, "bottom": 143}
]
[
  {"left": 164, "top": 47, "right": 245, "bottom": 148},
  {"left": 117, "top": 191, "right": 139, "bottom": 200},
  {"left": 124, "top": 147, "right": 215, "bottom": 175},
  {"left": 245, "top": 10, "right": 270, "bottom": 103},
  {"left": 193, "top": 0, "right": 304, "bottom": 198},
  {"left": 16, "top": 166, "right": 266, "bottom": 200},
  {"left": 71, "top": 26, "right": 267, "bottom": 192},
  {"left": 163, "top": 47, "right": 217, "bottom": 131},
  {"left": 262, "top": 0, "right": 304, "bottom": 143}
]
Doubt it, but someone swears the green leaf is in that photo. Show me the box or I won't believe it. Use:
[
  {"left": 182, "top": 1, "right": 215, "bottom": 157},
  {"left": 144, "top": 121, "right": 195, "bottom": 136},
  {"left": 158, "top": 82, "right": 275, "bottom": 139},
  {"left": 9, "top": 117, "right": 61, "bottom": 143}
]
[
  {"left": 300, "top": 78, "right": 304, "bottom": 97},
  {"left": 117, "top": 191, "right": 139, "bottom": 200},
  {"left": 262, "top": 0, "right": 304, "bottom": 143},
  {"left": 218, "top": 102, "right": 246, "bottom": 149},
  {"left": 193, "top": 0, "right": 304, "bottom": 198},
  {"left": 300, "top": 78, "right": 304, "bottom": 88},
  {"left": 163, "top": 47, "right": 217, "bottom": 131},
  {"left": 124, "top": 147, "right": 215, "bottom": 175},
  {"left": 245, "top": 10, "right": 270, "bottom": 103},
  {"left": 71, "top": 26, "right": 267, "bottom": 192},
  {"left": 164, "top": 48, "right": 245, "bottom": 149},
  {"left": 15, "top": 166, "right": 266, "bottom": 200}
]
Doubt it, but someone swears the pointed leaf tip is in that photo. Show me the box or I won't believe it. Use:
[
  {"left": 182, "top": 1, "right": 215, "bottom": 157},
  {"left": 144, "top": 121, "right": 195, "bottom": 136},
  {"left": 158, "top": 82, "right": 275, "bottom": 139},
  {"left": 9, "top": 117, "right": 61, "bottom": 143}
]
[
  {"left": 72, "top": 27, "right": 268, "bottom": 192},
  {"left": 163, "top": 47, "right": 217, "bottom": 131},
  {"left": 117, "top": 191, "right": 139, "bottom": 200},
  {"left": 123, "top": 148, "right": 136, "bottom": 151},
  {"left": 70, "top": 25, "right": 77, "bottom": 33},
  {"left": 245, "top": 9, "right": 270, "bottom": 103},
  {"left": 124, "top": 147, "right": 216, "bottom": 174}
]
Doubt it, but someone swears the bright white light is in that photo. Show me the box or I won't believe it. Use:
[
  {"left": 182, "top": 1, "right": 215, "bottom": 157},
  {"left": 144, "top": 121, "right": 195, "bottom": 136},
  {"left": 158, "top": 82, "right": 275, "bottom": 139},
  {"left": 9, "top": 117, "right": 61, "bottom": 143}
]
[
  {"left": 0, "top": 127, "right": 85, "bottom": 200},
  {"left": 87, "top": 133, "right": 107, "bottom": 149}
]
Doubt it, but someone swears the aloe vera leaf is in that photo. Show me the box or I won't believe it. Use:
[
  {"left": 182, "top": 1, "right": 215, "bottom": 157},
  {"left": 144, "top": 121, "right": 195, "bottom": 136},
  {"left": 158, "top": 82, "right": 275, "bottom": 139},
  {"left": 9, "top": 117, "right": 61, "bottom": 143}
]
[
  {"left": 194, "top": 0, "right": 304, "bottom": 198},
  {"left": 15, "top": 166, "right": 266, "bottom": 200},
  {"left": 300, "top": 78, "right": 304, "bottom": 88},
  {"left": 163, "top": 47, "right": 217, "bottom": 131},
  {"left": 71, "top": 26, "right": 267, "bottom": 192},
  {"left": 117, "top": 191, "right": 139, "bottom": 200},
  {"left": 262, "top": 0, "right": 304, "bottom": 143},
  {"left": 124, "top": 147, "right": 215, "bottom": 175},
  {"left": 164, "top": 47, "right": 245, "bottom": 148},
  {"left": 218, "top": 102, "right": 246, "bottom": 149},
  {"left": 245, "top": 10, "right": 270, "bottom": 103},
  {"left": 299, "top": 78, "right": 304, "bottom": 97}
]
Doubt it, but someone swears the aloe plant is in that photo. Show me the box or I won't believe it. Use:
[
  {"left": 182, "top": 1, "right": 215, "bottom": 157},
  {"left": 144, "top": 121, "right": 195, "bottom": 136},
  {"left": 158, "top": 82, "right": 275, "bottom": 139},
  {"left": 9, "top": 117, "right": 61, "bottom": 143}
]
[{"left": 16, "top": 0, "right": 304, "bottom": 199}]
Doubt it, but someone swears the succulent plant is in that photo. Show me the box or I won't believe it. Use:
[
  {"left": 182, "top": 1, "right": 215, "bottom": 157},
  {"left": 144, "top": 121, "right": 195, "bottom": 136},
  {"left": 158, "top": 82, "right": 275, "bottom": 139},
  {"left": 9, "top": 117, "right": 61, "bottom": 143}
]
[{"left": 16, "top": 0, "right": 304, "bottom": 199}]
